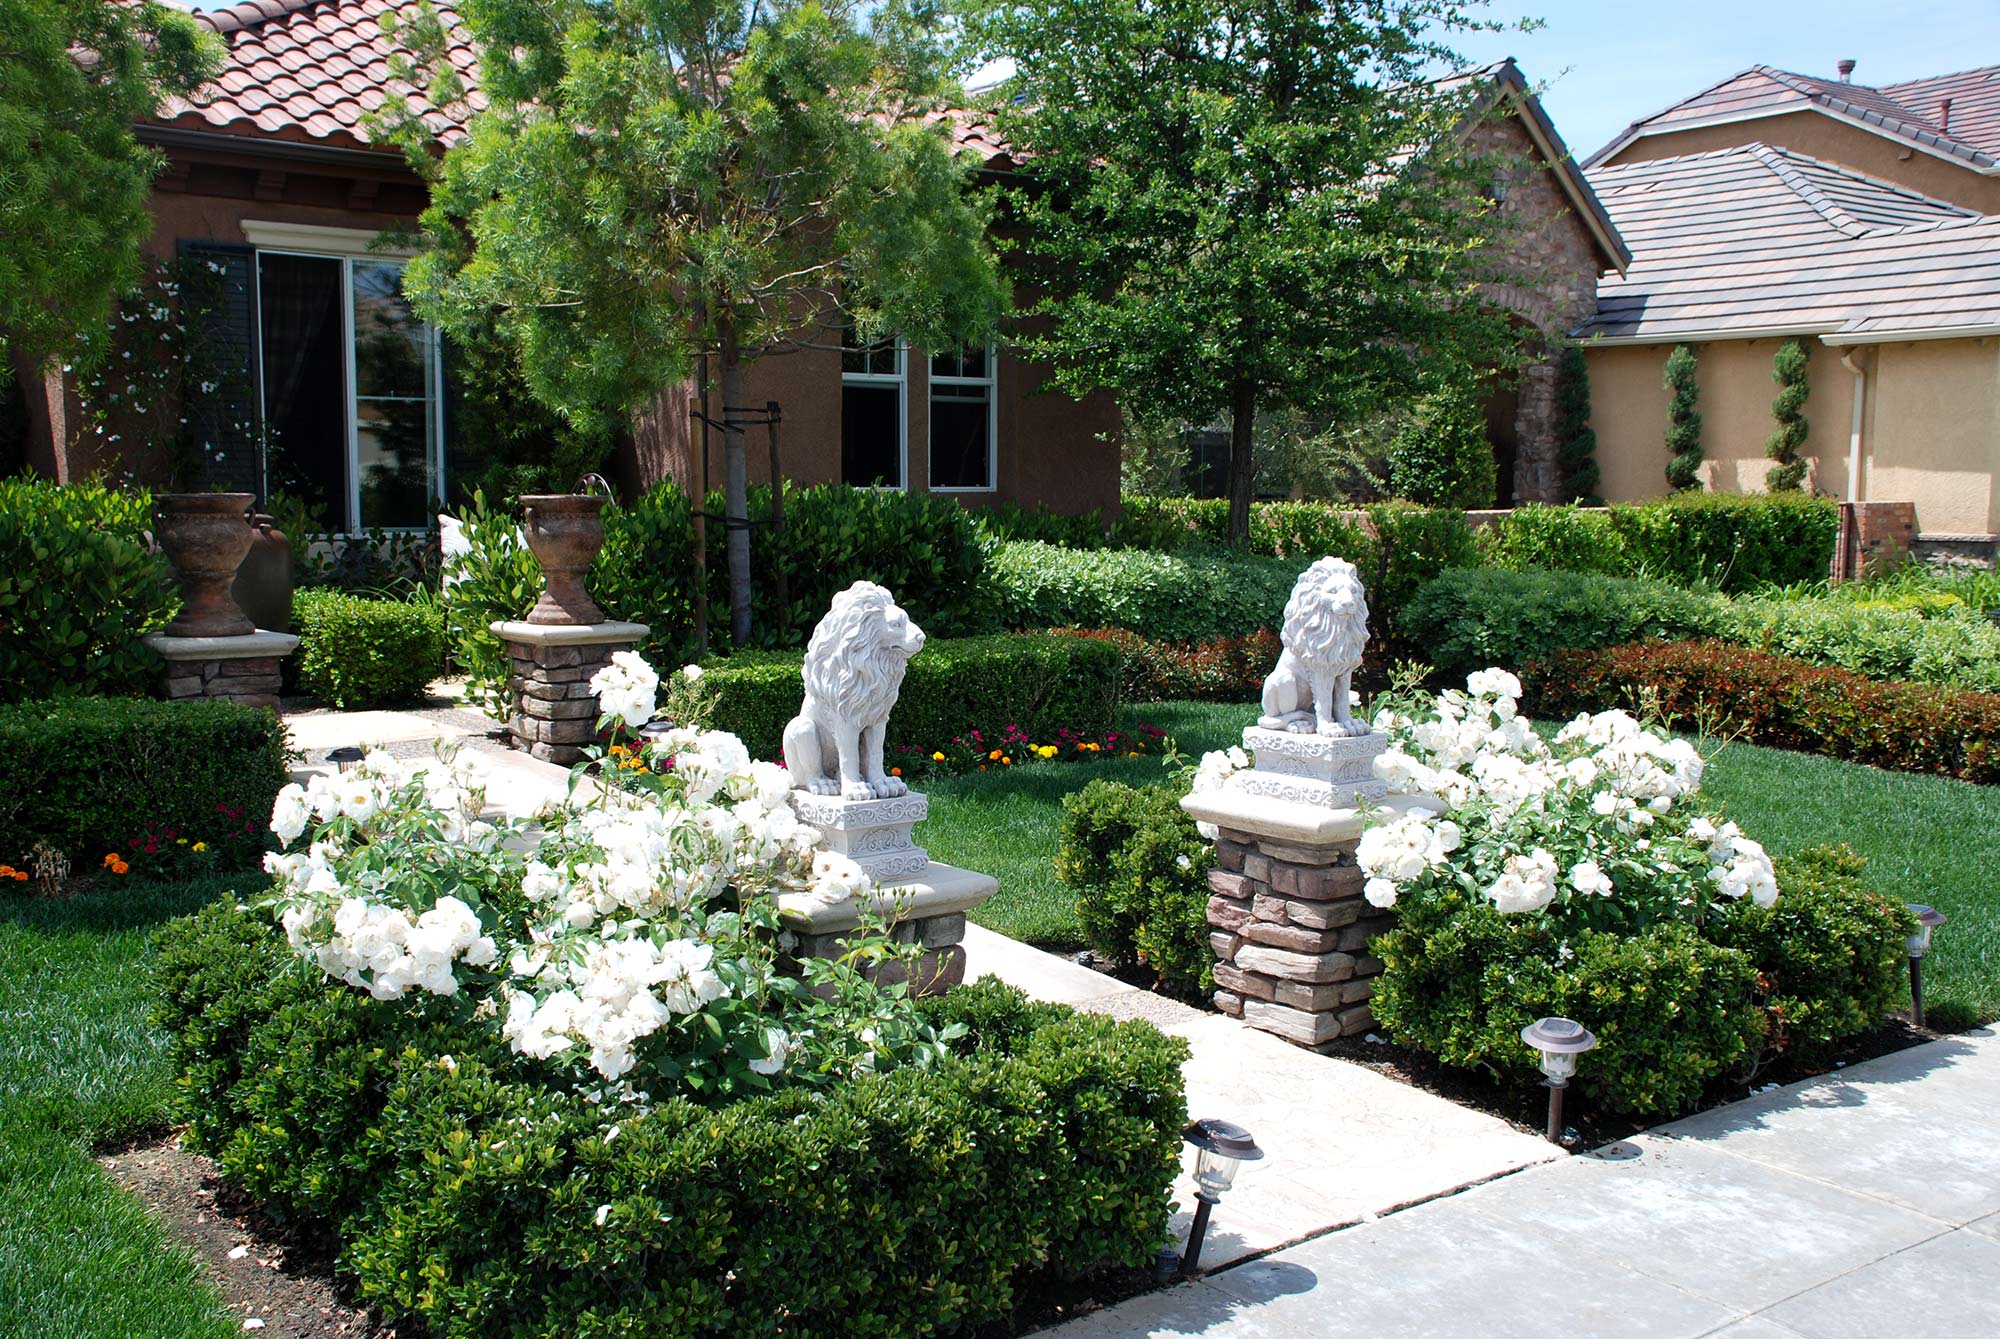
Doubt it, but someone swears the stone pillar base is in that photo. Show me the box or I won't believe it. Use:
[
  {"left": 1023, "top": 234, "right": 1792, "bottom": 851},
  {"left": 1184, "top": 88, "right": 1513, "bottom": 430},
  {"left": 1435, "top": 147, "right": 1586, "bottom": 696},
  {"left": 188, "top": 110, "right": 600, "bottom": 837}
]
[
  {"left": 782, "top": 862, "right": 996, "bottom": 998},
  {"left": 490, "top": 619, "right": 651, "bottom": 764},
  {"left": 143, "top": 630, "right": 300, "bottom": 711},
  {"left": 1184, "top": 787, "right": 1441, "bottom": 1050}
]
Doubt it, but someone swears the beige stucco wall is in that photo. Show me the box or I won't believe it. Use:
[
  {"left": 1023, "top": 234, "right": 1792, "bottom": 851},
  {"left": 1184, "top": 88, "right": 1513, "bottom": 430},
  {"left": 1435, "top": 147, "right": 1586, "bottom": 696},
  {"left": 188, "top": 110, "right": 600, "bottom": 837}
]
[{"left": 1586, "top": 335, "right": 2000, "bottom": 534}]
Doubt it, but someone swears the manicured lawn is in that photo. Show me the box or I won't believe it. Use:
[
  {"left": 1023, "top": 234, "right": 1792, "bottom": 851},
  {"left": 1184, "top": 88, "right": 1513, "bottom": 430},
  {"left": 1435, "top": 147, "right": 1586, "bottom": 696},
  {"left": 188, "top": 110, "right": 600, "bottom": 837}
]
[
  {"left": 931, "top": 701, "right": 2000, "bottom": 1028},
  {"left": 0, "top": 877, "right": 245, "bottom": 1339}
]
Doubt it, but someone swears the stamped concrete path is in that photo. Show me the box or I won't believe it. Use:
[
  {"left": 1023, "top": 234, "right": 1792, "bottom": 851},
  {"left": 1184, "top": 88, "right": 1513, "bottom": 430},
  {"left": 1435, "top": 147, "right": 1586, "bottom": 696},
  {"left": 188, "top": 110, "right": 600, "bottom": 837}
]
[
  {"left": 285, "top": 699, "right": 1559, "bottom": 1272},
  {"left": 1052, "top": 1027, "right": 2000, "bottom": 1338}
]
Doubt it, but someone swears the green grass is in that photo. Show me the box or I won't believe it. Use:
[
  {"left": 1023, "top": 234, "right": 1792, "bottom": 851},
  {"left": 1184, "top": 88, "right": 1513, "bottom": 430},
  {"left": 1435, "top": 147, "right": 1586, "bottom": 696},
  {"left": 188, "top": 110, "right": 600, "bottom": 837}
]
[
  {"left": 930, "top": 701, "right": 2000, "bottom": 1027},
  {"left": 0, "top": 877, "right": 249, "bottom": 1339}
]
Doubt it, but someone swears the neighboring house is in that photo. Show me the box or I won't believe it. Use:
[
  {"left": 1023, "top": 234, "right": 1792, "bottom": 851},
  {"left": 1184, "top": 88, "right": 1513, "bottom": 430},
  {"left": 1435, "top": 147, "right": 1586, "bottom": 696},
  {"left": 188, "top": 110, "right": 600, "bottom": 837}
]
[
  {"left": 7, "top": 0, "right": 1119, "bottom": 525},
  {"left": 1578, "top": 60, "right": 2000, "bottom": 544}
]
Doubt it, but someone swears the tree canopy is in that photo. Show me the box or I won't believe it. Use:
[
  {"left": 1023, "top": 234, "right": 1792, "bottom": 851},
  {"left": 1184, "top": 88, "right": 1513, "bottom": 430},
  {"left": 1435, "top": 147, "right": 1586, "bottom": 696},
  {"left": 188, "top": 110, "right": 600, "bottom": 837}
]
[
  {"left": 967, "top": 0, "right": 1524, "bottom": 539},
  {"left": 0, "top": 0, "right": 217, "bottom": 362},
  {"left": 385, "top": 0, "right": 1006, "bottom": 642}
]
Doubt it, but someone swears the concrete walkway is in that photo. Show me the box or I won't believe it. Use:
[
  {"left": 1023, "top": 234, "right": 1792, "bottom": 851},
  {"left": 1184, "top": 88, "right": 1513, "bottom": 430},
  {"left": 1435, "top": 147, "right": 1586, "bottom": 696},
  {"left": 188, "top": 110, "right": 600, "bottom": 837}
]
[
  {"left": 283, "top": 701, "right": 1560, "bottom": 1272},
  {"left": 1051, "top": 1027, "right": 2000, "bottom": 1338}
]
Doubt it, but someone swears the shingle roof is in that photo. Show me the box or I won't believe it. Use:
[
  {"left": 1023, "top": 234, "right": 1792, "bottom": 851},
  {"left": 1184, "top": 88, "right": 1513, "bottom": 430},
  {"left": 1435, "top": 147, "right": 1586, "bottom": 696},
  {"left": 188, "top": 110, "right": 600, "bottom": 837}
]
[
  {"left": 1880, "top": 64, "right": 2000, "bottom": 160},
  {"left": 1584, "top": 64, "right": 1999, "bottom": 172},
  {"left": 1577, "top": 143, "right": 2000, "bottom": 344}
]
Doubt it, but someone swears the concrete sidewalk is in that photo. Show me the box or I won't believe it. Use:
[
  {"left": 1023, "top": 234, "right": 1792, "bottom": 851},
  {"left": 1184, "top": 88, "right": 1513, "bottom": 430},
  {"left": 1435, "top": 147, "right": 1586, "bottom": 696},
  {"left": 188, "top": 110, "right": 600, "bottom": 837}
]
[{"left": 1051, "top": 1028, "right": 2000, "bottom": 1339}]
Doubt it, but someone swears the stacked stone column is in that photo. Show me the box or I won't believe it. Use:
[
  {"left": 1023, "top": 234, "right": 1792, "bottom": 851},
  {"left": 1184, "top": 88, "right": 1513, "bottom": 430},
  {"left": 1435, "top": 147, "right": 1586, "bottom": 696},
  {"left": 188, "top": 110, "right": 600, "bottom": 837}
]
[
  {"left": 1205, "top": 833, "right": 1391, "bottom": 1047},
  {"left": 145, "top": 631, "right": 299, "bottom": 711},
  {"left": 491, "top": 620, "right": 650, "bottom": 764}
]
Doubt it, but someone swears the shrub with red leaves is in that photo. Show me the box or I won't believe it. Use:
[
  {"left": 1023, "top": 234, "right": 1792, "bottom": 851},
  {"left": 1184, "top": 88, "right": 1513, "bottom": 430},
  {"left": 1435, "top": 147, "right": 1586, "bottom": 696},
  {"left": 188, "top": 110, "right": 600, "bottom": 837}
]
[{"left": 1526, "top": 640, "right": 2000, "bottom": 785}]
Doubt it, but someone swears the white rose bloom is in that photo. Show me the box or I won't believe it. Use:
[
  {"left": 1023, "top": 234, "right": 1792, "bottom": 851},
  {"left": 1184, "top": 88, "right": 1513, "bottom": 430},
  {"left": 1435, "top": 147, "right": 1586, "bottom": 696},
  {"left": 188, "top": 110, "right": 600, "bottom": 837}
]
[
  {"left": 271, "top": 784, "right": 311, "bottom": 844},
  {"left": 1569, "top": 860, "right": 1614, "bottom": 897},
  {"left": 681, "top": 663, "right": 704, "bottom": 683}
]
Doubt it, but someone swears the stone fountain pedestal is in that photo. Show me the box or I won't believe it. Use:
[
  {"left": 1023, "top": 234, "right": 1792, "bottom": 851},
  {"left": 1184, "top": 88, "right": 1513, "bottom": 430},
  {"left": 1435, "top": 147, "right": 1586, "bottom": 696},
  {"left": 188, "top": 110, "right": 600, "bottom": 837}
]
[
  {"left": 143, "top": 629, "right": 300, "bottom": 711},
  {"left": 780, "top": 789, "right": 996, "bottom": 997},
  {"left": 490, "top": 619, "right": 651, "bottom": 764}
]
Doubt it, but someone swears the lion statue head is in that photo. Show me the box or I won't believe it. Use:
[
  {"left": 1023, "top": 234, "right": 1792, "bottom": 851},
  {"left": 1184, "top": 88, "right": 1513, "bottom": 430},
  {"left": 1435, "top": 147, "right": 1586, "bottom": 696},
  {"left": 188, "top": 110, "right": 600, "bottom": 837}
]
[
  {"left": 801, "top": 582, "right": 927, "bottom": 728},
  {"left": 1282, "top": 556, "right": 1369, "bottom": 676}
]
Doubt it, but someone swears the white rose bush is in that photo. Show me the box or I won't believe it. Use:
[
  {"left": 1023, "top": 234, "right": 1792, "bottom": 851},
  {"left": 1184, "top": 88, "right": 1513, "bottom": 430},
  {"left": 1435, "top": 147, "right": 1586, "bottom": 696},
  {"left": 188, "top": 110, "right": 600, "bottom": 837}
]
[
  {"left": 258, "top": 655, "right": 955, "bottom": 1103},
  {"left": 1358, "top": 668, "right": 1777, "bottom": 934}
]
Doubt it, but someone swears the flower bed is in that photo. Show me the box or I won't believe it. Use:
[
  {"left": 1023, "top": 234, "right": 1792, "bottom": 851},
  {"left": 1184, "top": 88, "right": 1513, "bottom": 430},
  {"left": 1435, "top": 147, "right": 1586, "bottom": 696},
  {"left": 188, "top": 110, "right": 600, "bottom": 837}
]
[{"left": 1527, "top": 641, "right": 2000, "bottom": 785}]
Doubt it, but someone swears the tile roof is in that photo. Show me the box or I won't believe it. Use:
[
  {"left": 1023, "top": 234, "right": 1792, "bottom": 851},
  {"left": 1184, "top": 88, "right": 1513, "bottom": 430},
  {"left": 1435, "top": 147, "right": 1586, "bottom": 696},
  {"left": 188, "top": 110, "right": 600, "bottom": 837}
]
[
  {"left": 1577, "top": 144, "right": 2000, "bottom": 344},
  {"left": 1880, "top": 65, "right": 2000, "bottom": 160},
  {"left": 1584, "top": 64, "right": 1999, "bottom": 172}
]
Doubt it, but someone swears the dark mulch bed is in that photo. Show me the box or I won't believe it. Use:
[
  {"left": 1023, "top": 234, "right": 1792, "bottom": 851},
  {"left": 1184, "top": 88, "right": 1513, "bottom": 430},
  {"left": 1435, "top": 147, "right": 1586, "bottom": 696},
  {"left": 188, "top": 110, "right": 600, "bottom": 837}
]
[
  {"left": 99, "top": 1136, "right": 410, "bottom": 1339},
  {"left": 1317, "top": 1016, "right": 1945, "bottom": 1148}
]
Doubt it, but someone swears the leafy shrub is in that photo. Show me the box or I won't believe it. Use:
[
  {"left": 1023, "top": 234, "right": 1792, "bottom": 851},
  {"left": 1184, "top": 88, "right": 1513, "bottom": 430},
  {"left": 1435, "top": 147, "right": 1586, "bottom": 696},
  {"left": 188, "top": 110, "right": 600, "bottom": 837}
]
[
  {"left": 155, "top": 904, "right": 1189, "bottom": 1339},
  {"left": 1480, "top": 503, "right": 1628, "bottom": 576},
  {"left": 1723, "top": 597, "right": 2000, "bottom": 693},
  {"left": 439, "top": 489, "right": 540, "bottom": 715},
  {"left": 1402, "top": 567, "right": 1728, "bottom": 677},
  {"left": 1048, "top": 627, "right": 1280, "bottom": 701},
  {"left": 1711, "top": 846, "right": 1916, "bottom": 1065},
  {"left": 0, "top": 477, "right": 177, "bottom": 702},
  {"left": 1363, "top": 504, "right": 1484, "bottom": 640},
  {"left": 979, "top": 501, "right": 1111, "bottom": 548},
  {"left": 1664, "top": 342, "right": 1703, "bottom": 491},
  {"left": 1109, "top": 496, "right": 1379, "bottom": 562},
  {"left": 1058, "top": 780, "right": 1214, "bottom": 994},
  {"left": 1370, "top": 885, "right": 1764, "bottom": 1115},
  {"left": 1608, "top": 493, "right": 1837, "bottom": 592},
  {"left": 0, "top": 697, "right": 285, "bottom": 870},
  {"left": 1765, "top": 339, "right": 1811, "bottom": 491},
  {"left": 989, "top": 541, "right": 1304, "bottom": 641},
  {"left": 1387, "top": 386, "right": 1497, "bottom": 509},
  {"left": 1527, "top": 641, "right": 2000, "bottom": 784},
  {"left": 701, "top": 633, "right": 1124, "bottom": 760},
  {"left": 1555, "top": 346, "right": 1600, "bottom": 503},
  {"left": 292, "top": 590, "right": 446, "bottom": 708}
]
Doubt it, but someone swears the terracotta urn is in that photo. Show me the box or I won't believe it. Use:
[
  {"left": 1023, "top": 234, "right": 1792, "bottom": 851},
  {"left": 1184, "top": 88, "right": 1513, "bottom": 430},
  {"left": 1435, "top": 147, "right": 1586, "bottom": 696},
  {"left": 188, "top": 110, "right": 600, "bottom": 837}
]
[
  {"left": 520, "top": 494, "right": 608, "bottom": 625},
  {"left": 154, "top": 493, "right": 257, "bottom": 638},
  {"left": 231, "top": 514, "right": 295, "bottom": 634}
]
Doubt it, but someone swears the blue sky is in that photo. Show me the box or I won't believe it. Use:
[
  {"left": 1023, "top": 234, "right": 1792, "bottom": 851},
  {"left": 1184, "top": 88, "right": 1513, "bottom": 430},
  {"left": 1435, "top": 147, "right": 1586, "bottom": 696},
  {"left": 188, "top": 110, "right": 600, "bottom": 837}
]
[{"left": 184, "top": 0, "right": 2000, "bottom": 164}]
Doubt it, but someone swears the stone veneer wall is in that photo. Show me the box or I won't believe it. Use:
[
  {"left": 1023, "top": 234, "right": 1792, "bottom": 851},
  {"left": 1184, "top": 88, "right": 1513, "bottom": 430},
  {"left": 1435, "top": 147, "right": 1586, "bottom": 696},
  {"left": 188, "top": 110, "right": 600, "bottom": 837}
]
[
  {"left": 1205, "top": 831, "right": 1393, "bottom": 1048},
  {"left": 504, "top": 637, "right": 636, "bottom": 763},
  {"left": 162, "top": 655, "right": 284, "bottom": 710},
  {"left": 791, "top": 914, "right": 969, "bottom": 998}
]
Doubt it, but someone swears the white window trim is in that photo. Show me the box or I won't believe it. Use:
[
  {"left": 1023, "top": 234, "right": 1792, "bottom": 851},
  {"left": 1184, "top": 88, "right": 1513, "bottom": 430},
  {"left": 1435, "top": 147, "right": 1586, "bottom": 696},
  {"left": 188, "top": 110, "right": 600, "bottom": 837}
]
[
  {"left": 927, "top": 342, "right": 999, "bottom": 494},
  {"left": 253, "top": 247, "right": 445, "bottom": 534},
  {"left": 840, "top": 340, "right": 909, "bottom": 490},
  {"left": 241, "top": 220, "right": 421, "bottom": 259}
]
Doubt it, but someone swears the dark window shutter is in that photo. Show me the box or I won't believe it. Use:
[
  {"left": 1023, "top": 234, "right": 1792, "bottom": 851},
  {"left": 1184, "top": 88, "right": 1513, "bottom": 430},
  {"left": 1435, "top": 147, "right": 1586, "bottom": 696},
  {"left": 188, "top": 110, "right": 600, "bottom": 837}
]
[{"left": 176, "top": 241, "right": 264, "bottom": 499}]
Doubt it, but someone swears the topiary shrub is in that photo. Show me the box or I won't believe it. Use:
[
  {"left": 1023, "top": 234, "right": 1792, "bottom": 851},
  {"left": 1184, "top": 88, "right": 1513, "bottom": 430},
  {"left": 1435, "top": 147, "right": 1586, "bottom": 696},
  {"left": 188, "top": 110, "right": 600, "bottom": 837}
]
[
  {"left": 0, "top": 696, "right": 285, "bottom": 872},
  {"left": 1388, "top": 385, "right": 1497, "bottom": 509},
  {"left": 1711, "top": 846, "right": 1917, "bottom": 1065},
  {"left": 1401, "top": 567, "right": 1729, "bottom": 677},
  {"left": 1765, "top": 338, "right": 1811, "bottom": 492},
  {"left": 292, "top": 590, "right": 447, "bottom": 708},
  {"left": 1370, "top": 885, "right": 1765, "bottom": 1115},
  {"left": 1362, "top": 503, "right": 1484, "bottom": 643},
  {"left": 0, "top": 477, "right": 177, "bottom": 702},
  {"left": 1664, "top": 342, "right": 1703, "bottom": 491},
  {"left": 988, "top": 541, "right": 1304, "bottom": 641},
  {"left": 701, "top": 633, "right": 1124, "bottom": 761},
  {"left": 1555, "top": 347, "right": 1601, "bottom": 503},
  {"left": 1058, "top": 780, "right": 1214, "bottom": 994}
]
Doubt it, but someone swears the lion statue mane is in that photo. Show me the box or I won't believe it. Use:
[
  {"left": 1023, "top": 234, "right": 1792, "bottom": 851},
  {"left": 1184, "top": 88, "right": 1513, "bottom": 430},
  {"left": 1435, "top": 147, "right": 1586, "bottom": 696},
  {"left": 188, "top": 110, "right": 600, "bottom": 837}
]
[
  {"left": 1258, "top": 556, "right": 1371, "bottom": 737},
  {"left": 782, "top": 582, "right": 927, "bottom": 799}
]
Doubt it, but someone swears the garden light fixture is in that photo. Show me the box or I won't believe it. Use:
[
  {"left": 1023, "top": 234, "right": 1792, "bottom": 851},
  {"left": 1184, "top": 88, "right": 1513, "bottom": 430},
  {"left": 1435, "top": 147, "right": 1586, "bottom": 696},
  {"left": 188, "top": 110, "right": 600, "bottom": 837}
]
[
  {"left": 327, "top": 746, "right": 364, "bottom": 773},
  {"left": 1178, "top": 1118, "right": 1263, "bottom": 1275},
  {"left": 1905, "top": 904, "right": 1947, "bottom": 1028},
  {"left": 1521, "top": 1016, "right": 1597, "bottom": 1145}
]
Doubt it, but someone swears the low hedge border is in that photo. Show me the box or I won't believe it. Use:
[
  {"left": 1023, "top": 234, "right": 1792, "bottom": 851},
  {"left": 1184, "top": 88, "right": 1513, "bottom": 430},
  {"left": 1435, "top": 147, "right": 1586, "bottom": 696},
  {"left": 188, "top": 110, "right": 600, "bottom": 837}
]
[
  {"left": 0, "top": 697, "right": 287, "bottom": 872},
  {"left": 1526, "top": 641, "right": 2000, "bottom": 785},
  {"left": 1403, "top": 567, "right": 1730, "bottom": 679},
  {"left": 704, "top": 633, "right": 1124, "bottom": 761},
  {"left": 292, "top": 589, "right": 447, "bottom": 709},
  {"left": 1047, "top": 627, "right": 1280, "bottom": 702},
  {"left": 155, "top": 902, "right": 1190, "bottom": 1339}
]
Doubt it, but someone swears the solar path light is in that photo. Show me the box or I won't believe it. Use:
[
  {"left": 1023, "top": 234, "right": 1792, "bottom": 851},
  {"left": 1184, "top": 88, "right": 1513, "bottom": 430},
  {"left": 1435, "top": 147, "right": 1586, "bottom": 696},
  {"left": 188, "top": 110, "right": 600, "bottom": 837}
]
[
  {"left": 1521, "top": 1016, "right": 1598, "bottom": 1146},
  {"left": 1177, "top": 1118, "right": 1264, "bottom": 1275}
]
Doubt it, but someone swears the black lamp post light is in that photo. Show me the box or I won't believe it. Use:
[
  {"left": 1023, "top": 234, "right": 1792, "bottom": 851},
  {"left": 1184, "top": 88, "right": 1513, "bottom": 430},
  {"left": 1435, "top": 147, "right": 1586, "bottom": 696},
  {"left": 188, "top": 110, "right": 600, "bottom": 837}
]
[
  {"left": 1905, "top": 904, "right": 1948, "bottom": 1029},
  {"left": 1521, "top": 1016, "right": 1598, "bottom": 1146},
  {"left": 327, "top": 745, "right": 364, "bottom": 773},
  {"left": 1174, "top": 1118, "right": 1264, "bottom": 1276}
]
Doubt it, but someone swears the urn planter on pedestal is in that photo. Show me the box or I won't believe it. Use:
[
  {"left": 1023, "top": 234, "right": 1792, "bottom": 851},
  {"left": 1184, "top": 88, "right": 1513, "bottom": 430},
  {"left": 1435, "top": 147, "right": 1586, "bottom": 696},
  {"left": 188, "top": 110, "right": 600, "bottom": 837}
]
[
  {"left": 518, "top": 494, "right": 608, "bottom": 625},
  {"left": 154, "top": 493, "right": 258, "bottom": 638}
]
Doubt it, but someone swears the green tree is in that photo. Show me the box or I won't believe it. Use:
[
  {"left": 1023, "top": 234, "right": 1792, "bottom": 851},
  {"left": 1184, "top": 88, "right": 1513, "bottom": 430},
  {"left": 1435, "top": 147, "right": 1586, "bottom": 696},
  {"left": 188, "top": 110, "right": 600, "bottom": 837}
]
[
  {"left": 1555, "top": 345, "right": 1600, "bottom": 503},
  {"left": 1387, "top": 380, "right": 1496, "bottom": 508},
  {"left": 1765, "top": 338, "right": 1810, "bottom": 492},
  {"left": 381, "top": 0, "right": 1005, "bottom": 643},
  {"left": 1663, "top": 342, "right": 1703, "bottom": 492},
  {"left": 0, "top": 0, "right": 217, "bottom": 368},
  {"left": 967, "top": 0, "right": 1522, "bottom": 545}
]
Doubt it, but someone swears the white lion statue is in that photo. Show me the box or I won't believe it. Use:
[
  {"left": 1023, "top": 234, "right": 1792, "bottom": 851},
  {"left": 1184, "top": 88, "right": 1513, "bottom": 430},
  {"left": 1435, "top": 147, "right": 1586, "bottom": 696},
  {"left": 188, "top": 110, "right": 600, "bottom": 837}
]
[
  {"left": 1258, "top": 556, "right": 1370, "bottom": 737},
  {"left": 782, "top": 582, "right": 927, "bottom": 799}
]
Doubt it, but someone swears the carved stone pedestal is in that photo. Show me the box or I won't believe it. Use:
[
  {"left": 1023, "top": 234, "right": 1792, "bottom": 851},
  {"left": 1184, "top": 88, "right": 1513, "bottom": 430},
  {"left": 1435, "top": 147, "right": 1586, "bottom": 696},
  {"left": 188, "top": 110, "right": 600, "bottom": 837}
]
[
  {"left": 1233, "top": 727, "right": 1391, "bottom": 807},
  {"left": 143, "top": 629, "right": 300, "bottom": 711},
  {"left": 491, "top": 619, "right": 651, "bottom": 764},
  {"left": 1185, "top": 759, "right": 1441, "bottom": 1050}
]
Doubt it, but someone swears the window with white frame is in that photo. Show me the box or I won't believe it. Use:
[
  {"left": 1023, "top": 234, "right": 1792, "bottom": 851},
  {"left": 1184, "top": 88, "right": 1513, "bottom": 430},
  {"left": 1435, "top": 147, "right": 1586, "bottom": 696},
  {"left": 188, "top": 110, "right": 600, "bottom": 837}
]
[
  {"left": 246, "top": 223, "right": 444, "bottom": 532},
  {"left": 840, "top": 324, "right": 906, "bottom": 489},
  {"left": 928, "top": 344, "right": 996, "bottom": 491}
]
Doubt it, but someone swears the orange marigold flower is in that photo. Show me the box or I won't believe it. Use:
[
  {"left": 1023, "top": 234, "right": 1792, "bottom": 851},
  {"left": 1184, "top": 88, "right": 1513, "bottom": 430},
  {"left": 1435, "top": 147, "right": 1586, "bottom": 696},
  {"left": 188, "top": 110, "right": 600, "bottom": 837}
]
[{"left": 890, "top": 767, "right": 902, "bottom": 777}]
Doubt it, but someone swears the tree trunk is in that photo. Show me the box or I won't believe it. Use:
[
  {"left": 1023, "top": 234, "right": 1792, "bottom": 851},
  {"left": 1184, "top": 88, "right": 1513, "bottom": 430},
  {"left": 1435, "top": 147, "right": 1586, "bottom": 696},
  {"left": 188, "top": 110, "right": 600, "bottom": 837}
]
[
  {"left": 1226, "top": 375, "right": 1257, "bottom": 546},
  {"left": 717, "top": 318, "right": 753, "bottom": 646}
]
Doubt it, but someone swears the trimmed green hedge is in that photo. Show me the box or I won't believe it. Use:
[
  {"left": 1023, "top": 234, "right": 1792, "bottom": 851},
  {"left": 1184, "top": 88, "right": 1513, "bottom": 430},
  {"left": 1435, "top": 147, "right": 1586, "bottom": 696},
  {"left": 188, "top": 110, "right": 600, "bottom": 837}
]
[
  {"left": 988, "top": 541, "right": 1306, "bottom": 641},
  {"left": 704, "top": 633, "right": 1124, "bottom": 760},
  {"left": 1481, "top": 495, "right": 1838, "bottom": 593},
  {"left": 0, "top": 477, "right": 177, "bottom": 702},
  {"left": 0, "top": 697, "right": 285, "bottom": 870},
  {"left": 1723, "top": 597, "right": 2000, "bottom": 693},
  {"left": 292, "top": 589, "right": 447, "bottom": 708},
  {"left": 1402, "top": 567, "right": 1730, "bottom": 678},
  {"left": 1059, "top": 780, "right": 1214, "bottom": 995},
  {"left": 155, "top": 903, "right": 1190, "bottom": 1339}
]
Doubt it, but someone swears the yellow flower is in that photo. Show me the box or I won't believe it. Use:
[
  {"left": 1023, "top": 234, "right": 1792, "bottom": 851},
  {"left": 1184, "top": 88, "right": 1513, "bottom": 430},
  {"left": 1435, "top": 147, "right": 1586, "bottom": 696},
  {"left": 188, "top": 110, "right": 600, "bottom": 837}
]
[
  {"left": 191, "top": 842, "right": 207, "bottom": 853},
  {"left": 1001, "top": 756, "right": 1012, "bottom": 766},
  {"left": 932, "top": 751, "right": 946, "bottom": 762},
  {"left": 989, "top": 749, "right": 1002, "bottom": 760},
  {"left": 176, "top": 837, "right": 188, "bottom": 846}
]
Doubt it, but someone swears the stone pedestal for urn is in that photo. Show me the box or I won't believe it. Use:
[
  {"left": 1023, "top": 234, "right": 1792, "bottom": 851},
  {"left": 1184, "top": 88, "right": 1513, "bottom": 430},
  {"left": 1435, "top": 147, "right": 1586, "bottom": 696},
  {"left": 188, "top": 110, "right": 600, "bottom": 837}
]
[
  {"left": 781, "top": 789, "right": 995, "bottom": 997},
  {"left": 492, "top": 620, "right": 652, "bottom": 764},
  {"left": 145, "top": 494, "right": 298, "bottom": 709}
]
